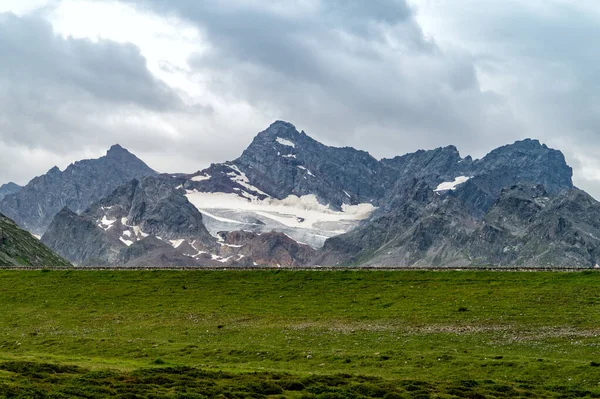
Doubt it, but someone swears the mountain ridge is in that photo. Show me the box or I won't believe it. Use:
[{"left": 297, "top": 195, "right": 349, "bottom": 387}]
[
  {"left": 33, "top": 120, "right": 600, "bottom": 268},
  {"left": 0, "top": 145, "right": 158, "bottom": 235}
]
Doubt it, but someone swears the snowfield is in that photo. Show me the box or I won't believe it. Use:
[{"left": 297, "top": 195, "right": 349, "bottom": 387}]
[
  {"left": 434, "top": 176, "right": 472, "bottom": 192},
  {"left": 191, "top": 173, "right": 211, "bottom": 182},
  {"left": 275, "top": 137, "right": 296, "bottom": 148},
  {"left": 185, "top": 192, "right": 376, "bottom": 248}
]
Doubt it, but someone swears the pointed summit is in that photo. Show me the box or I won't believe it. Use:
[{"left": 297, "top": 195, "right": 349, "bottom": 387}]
[
  {"left": 0, "top": 144, "right": 158, "bottom": 235},
  {"left": 261, "top": 120, "right": 299, "bottom": 139},
  {"left": 476, "top": 137, "right": 573, "bottom": 194},
  {"left": 47, "top": 166, "right": 61, "bottom": 174},
  {"left": 107, "top": 143, "right": 126, "bottom": 153},
  {"left": 0, "top": 182, "right": 22, "bottom": 201},
  {"left": 269, "top": 120, "right": 297, "bottom": 130},
  {"left": 106, "top": 143, "right": 134, "bottom": 159}
]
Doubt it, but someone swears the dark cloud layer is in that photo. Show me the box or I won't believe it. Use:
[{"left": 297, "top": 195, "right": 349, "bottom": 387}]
[
  {"left": 124, "top": 0, "right": 518, "bottom": 160},
  {"left": 0, "top": 13, "right": 179, "bottom": 110}
]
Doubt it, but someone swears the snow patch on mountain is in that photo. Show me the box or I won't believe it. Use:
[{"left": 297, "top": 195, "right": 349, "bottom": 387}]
[
  {"left": 120, "top": 237, "right": 134, "bottom": 246},
  {"left": 276, "top": 137, "right": 295, "bottom": 148},
  {"left": 434, "top": 176, "right": 472, "bottom": 192},
  {"left": 297, "top": 165, "right": 315, "bottom": 177},
  {"left": 225, "top": 164, "right": 269, "bottom": 199},
  {"left": 99, "top": 215, "right": 116, "bottom": 230},
  {"left": 191, "top": 173, "right": 211, "bottom": 182},
  {"left": 170, "top": 239, "right": 185, "bottom": 248}
]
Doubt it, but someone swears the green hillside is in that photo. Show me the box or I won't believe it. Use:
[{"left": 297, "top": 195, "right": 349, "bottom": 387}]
[{"left": 0, "top": 213, "right": 70, "bottom": 266}]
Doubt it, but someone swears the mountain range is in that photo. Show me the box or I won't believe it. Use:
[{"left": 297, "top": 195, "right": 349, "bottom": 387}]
[{"left": 3, "top": 120, "right": 599, "bottom": 268}]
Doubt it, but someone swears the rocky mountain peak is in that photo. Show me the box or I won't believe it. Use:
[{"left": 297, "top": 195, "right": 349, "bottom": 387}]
[
  {"left": 47, "top": 166, "right": 61, "bottom": 175},
  {"left": 106, "top": 143, "right": 127, "bottom": 155},
  {"left": 480, "top": 138, "right": 559, "bottom": 162},
  {"left": 262, "top": 120, "right": 299, "bottom": 137},
  {"left": 0, "top": 182, "right": 21, "bottom": 201},
  {"left": 34, "top": 120, "right": 600, "bottom": 268},
  {"left": 0, "top": 144, "right": 158, "bottom": 235},
  {"left": 233, "top": 121, "right": 385, "bottom": 208},
  {"left": 105, "top": 144, "right": 147, "bottom": 165},
  {"left": 472, "top": 138, "right": 573, "bottom": 196},
  {"left": 247, "top": 120, "right": 305, "bottom": 151}
]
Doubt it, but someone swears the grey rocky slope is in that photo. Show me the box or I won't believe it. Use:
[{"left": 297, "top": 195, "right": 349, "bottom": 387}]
[
  {"left": 180, "top": 121, "right": 386, "bottom": 247},
  {"left": 314, "top": 137, "right": 581, "bottom": 267},
  {"left": 232, "top": 121, "right": 388, "bottom": 208},
  {"left": 316, "top": 180, "right": 600, "bottom": 268},
  {"left": 42, "top": 175, "right": 316, "bottom": 267},
  {"left": 0, "top": 183, "right": 21, "bottom": 201},
  {"left": 0, "top": 145, "right": 157, "bottom": 235}
]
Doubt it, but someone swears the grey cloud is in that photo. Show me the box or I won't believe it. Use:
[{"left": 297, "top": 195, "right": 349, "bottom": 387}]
[
  {"left": 418, "top": 0, "right": 600, "bottom": 197},
  {"left": 125, "top": 0, "right": 518, "bottom": 160},
  {"left": 0, "top": 12, "right": 180, "bottom": 110},
  {"left": 5, "top": 0, "right": 599, "bottom": 202},
  {"left": 0, "top": 11, "right": 185, "bottom": 181}
]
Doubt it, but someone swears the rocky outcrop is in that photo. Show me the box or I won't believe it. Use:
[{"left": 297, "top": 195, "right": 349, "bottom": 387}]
[
  {"left": 0, "top": 183, "right": 21, "bottom": 201},
  {"left": 316, "top": 181, "right": 600, "bottom": 268},
  {"left": 217, "top": 231, "right": 316, "bottom": 267},
  {"left": 0, "top": 212, "right": 70, "bottom": 267},
  {"left": 315, "top": 179, "right": 479, "bottom": 267},
  {"left": 0, "top": 145, "right": 157, "bottom": 235},
  {"left": 232, "top": 121, "right": 388, "bottom": 209},
  {"left": 41, "top": 175, "right": 216, "bottom": 266},
  {"left": 41, "top": 207, "right": 124, "bottom": 266},
  {"left": 467, "top": 185, "right": 600, "bottom": 267},
  {"left": 42, "top": 173, "right": 318, "bottom": 267}
]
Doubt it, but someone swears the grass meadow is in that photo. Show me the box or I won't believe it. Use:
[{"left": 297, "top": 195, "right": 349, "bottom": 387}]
[{"left": 0, "top": 269, "right": 599, "bottom": 398}]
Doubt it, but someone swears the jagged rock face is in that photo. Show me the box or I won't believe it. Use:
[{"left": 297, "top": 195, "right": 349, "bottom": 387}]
[
  {"left": 318, "top": 137, "right": 576, "bottom": 267},
  {"left": 177, "top": 124, "right": 574, "bottom": 251},
  {"left": 42, "top": 175, "right": 217, "bottom": 266},
  {"left": 42, "top": 175, "right": 318, "bottom": 267},
  {"left": 467, "top": 186, "right": 600, "bottom": 267},
  {"left": 218, "top": 231, "right": 316, "bottom": 267},
  {"left": 380, "top": 138, "right": 573, "bottom": 218},
  {"left": 0, "top": 212, "right": 70, "bottom": 267},
  {"left": 233, "top": 121, "right": 387, "bottom": 209},
  {"left": 34, "top": 121, "right": 585, "bottom": 268},
  {"left": 0, "top": 183, "right": 21, "bottom": 201},
  {"left": 87, "top": 175, "right": 215, "bottom": 243},
  {"left": 450, "top": 139, "right": 574, "bottom": 217},
  {"left": 0, "top": 145, "right": 157, "bottom": 235},
  {"left": 381, "top": 146, "right": 470, "bottom": 192},
  {"left": 471, "top": 139, "right": 573, "bottom": 196},
  {"left": 316, "top": 179, "right": 479, "bottom": 267},
  {"left": 317, "top": 182, "right": 600, "bottom": 268},
  {"left": 41, "top": 208, "right": 124, "bottom": 266}
]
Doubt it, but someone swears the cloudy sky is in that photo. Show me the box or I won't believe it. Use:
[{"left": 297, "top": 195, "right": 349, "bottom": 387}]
[{"left": 2, "top": 0, "right": 600, "bottom": 197}]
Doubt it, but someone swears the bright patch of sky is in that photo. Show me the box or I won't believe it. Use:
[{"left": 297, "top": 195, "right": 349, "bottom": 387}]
[{"left": 47, "top": 0, "right": 205, "bottom": 98}]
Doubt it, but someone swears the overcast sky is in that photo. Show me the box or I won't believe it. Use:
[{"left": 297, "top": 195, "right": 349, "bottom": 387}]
[{"left": 2, "top": 1, "right": 600, "bottom": 197}]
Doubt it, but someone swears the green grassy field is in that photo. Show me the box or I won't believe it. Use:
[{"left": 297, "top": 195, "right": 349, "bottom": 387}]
[{"left": 1, "top": 270, "right": 600, "bottom": 398}]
